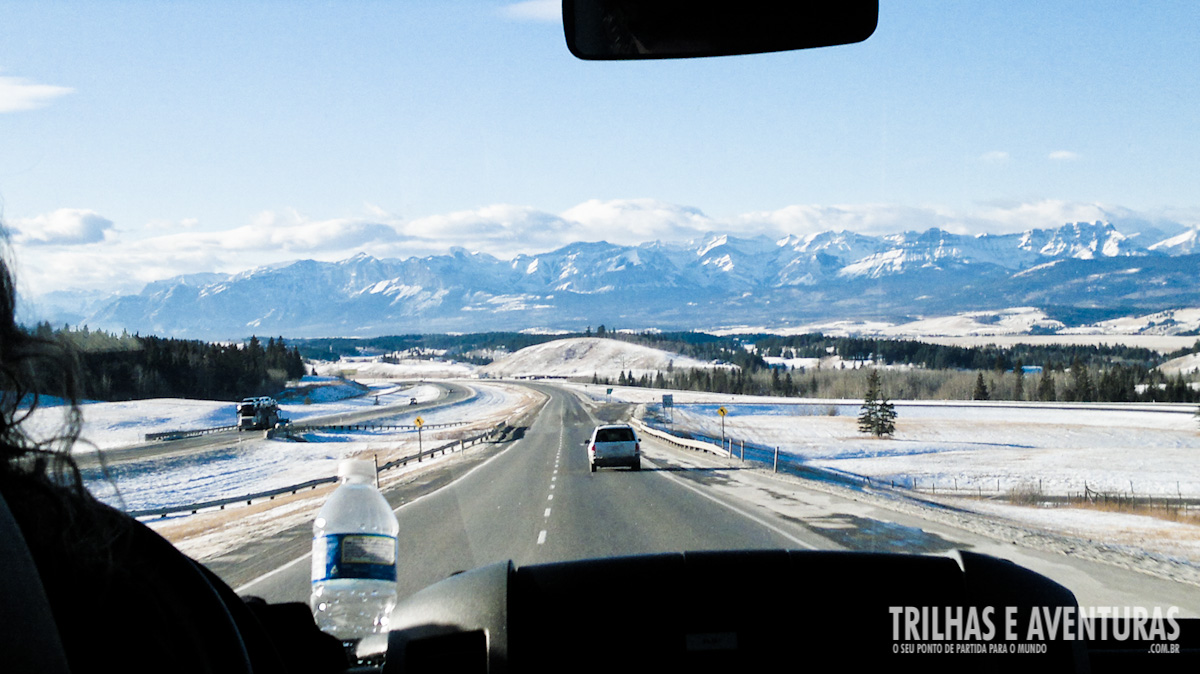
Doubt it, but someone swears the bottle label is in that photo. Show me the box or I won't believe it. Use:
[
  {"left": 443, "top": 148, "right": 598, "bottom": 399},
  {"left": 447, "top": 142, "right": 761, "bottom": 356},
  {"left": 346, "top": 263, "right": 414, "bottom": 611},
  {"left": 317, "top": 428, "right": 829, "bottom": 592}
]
[{"left": 312, "top": 533, "right": 398, "bottom": 582}]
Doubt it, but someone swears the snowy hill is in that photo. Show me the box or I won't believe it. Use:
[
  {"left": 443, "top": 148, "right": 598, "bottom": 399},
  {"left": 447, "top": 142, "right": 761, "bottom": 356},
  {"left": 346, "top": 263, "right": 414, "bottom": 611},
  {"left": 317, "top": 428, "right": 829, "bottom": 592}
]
[{"left": 480, "top": 338, "right": 718, "bottom": 379}]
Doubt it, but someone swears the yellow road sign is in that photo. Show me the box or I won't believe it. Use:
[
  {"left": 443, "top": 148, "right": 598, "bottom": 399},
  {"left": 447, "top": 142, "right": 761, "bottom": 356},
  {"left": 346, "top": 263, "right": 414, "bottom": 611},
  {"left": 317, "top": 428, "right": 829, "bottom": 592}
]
[
  {"left": 415, "top": 416, "right": 425, "bottom": 428},
  {"left": 718, "top": 406, "right": 727, "bottom": 417}
]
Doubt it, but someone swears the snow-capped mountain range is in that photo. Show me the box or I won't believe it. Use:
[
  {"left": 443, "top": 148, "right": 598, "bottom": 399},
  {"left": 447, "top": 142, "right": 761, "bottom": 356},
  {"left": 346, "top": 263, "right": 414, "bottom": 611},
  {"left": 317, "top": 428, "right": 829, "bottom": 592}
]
[{"left": 50, "top": 221, "right": 1200, "bottom": 339}]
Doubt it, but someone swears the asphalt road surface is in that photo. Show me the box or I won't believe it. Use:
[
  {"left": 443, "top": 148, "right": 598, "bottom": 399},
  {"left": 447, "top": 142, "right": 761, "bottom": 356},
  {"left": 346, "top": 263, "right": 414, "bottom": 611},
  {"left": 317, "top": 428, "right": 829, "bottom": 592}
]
[
  {"left": 223, "top": 383, "right": 1200, "bottom": 616},
  {"left": 76, "top": 381, "right": 472, "bottom": 471}
]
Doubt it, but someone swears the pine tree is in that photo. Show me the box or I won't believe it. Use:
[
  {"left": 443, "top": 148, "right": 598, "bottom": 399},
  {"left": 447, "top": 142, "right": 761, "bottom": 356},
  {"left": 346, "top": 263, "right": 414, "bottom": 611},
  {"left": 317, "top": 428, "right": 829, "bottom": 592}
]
[
  {"left": 1013, "top": 359, "right": 1025, "bottom": 401},
  {"left": 858, "top": 382, "right": 878, "bottom": 435},
  {"left": 858, "top": 369, "right": 896, "bottom": 437},
  {"left": 876, "top": 396, "right": 896, "bottom": 437},
  {"left": 1066, "top": 357, "right": 1094, "bottom": 402},
  {"left": 1037, "top": 362, "right": 1056, "bottom": 401},
  {"left": 972, "top": 372, "right": 990, "bottom": 400}
]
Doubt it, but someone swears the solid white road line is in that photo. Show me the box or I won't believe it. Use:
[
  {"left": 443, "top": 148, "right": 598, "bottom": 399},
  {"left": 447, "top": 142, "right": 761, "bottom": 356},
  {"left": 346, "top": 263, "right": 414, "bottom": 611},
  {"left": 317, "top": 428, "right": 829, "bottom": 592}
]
[{"left": 645, "top": 455, "right": 818, "bottom": 550}]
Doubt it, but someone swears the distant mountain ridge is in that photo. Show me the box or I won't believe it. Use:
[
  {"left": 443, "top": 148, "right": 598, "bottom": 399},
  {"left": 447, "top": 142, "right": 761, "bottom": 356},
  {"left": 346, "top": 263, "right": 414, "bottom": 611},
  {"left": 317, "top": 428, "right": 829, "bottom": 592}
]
[{"left": 70, "top": 220, "right": 1200, "bottom": 339}]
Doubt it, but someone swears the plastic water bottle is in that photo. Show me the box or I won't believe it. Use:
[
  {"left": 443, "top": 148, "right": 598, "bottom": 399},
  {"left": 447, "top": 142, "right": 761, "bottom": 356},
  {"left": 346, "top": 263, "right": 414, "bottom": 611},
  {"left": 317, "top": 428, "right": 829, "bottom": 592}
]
[{"left": 311, "top": 459, "right": 399, "bottom": 642}]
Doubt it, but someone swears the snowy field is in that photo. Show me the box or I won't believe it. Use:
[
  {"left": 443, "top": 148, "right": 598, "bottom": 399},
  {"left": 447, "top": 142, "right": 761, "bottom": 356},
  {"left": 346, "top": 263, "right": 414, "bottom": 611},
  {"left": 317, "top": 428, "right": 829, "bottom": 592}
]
[
  {"left": 20, "top": 377, "right": 443, "bottom": 451},
  {"left": 713, "top": 305, "right": 1200, "bottom": 353},
  {"left": 313, "top": 357, "right": 477, "bottom": 379},
  {"left": 660, "top": 402, "right": 1200, "bottom": 497},
  {"left": 566, "top": 382, "right": 1200, "bottom": 496},
  {"left": 30, "top": 379, "right": 536, "bottom": 514},
  {"left": 564, "top": 382, "right": 1200, "bottom": 562}
]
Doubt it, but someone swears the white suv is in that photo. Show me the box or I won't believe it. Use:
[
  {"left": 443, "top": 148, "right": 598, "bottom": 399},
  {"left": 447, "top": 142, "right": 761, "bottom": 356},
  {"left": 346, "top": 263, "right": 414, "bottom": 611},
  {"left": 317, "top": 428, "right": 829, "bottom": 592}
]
[{"left": 586, "top": 424, "right": 641, "bottom": 472}]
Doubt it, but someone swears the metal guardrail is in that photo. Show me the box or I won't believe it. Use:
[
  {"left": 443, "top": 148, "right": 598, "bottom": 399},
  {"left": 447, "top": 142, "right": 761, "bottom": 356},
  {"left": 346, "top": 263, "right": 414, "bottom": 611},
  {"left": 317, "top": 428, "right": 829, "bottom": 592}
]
[
  {"left": 129, "top": 421, "right": 508, "bottom": 519},
  {"left": 144, "top": 419, "right": 469, "bottom": 442},
  {"left": 632, "top": 418, "right": 874, "bottom": 489},
  {"left": 289, "top": 420, "right": 469, "bottom": 433},
  {"left": 144, "top": 425, "right": 238, "bottom": 442}
]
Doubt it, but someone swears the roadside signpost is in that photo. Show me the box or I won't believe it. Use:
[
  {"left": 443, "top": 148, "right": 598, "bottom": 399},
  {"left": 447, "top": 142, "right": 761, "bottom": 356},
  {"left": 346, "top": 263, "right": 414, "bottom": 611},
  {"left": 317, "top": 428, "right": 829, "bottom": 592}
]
[
  {"left": 662, "top": 394, "right": 673, "bottom": 423},
  {"left": 718, "top": 406, "right": 728, "bottom": 455},
  {"left": 415, "top": 416, "right": 425, "bottom": 459}
]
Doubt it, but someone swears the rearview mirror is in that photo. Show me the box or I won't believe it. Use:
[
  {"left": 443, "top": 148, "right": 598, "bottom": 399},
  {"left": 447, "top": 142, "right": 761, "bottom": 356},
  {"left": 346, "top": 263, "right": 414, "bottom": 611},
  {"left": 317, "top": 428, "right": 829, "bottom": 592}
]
[{"left": 563, "top": 0, "right": 878, "bottom": 60}]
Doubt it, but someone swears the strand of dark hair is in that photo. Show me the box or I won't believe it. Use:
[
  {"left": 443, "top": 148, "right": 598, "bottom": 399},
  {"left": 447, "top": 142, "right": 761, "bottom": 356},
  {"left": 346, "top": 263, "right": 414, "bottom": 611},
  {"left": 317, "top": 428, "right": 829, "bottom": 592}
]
[{"left": 1, "top": 240, "right": 126, "bottom": 577}]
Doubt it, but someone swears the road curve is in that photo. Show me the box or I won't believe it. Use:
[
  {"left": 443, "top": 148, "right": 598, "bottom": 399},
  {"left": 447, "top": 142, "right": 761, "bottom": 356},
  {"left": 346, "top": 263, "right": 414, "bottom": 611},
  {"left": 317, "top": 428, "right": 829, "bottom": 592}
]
[
  {"left": 219, "top": 382, "right": 1200, "bottom": 617},
  {"left": 76, "top": 381, "right": 473, "bottom": 470}
]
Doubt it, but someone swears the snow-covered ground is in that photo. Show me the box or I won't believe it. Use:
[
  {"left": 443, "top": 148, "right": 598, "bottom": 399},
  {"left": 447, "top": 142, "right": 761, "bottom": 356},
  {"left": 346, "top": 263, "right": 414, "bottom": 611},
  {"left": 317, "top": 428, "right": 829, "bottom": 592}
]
[
  {"left": 1060, "top": 307, "right": 1200, "bottom": 337},
  {"left": 917, "top": 334, "right": 1197, "bottom": 353},
  {"left": 143, "top": 380, "right": 544, "bottom": 563},
  {"left": 658, "top": 402, "right": 1200, "bottom": 497},
  {"left": 481, "top": 337, "right": 723, "bottom": 379},
  {"left": 19, "top": 377, "right": 443, "bottom": 451},
  {"left": 713, "top": 305, "right": 1200, "bottom": 352},
  {"left": 564, "top": 382, "right": 1200, "bottom": 563},
  {"left": 313, "top": 356, "right": 478, "bottom": 379},
  {"left": 1159, "top": 352, "right": 1200, "bottom": 377},
  {"left": 43, "top": 380, "right": 535, "bottom": 515},
  {"left": 571, "top": 382, "right": 1200, "bottom": 496}
]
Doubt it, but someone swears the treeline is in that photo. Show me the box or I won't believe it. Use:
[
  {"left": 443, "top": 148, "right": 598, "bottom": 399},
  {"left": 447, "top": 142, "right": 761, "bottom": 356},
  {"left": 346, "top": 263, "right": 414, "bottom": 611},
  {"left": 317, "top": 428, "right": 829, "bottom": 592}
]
[
  {"left": 292, "top": 332, "right": 560, "bottom": 361},
  {"left": 600, "top": 363, "right": 795, "bottom": 398},
  {"left": 294, "top": 328, "right": 770, "bottom": 371},
  {"left": 292, "top": 328, "right": 1199, "bottom": 375},
  {"left": 26, "top": 323, "right": 306, "bottom": 402},
  {"left": 598, "top": 358, "right": 1200, "bottom": 404},
  {"left": 750, "top": 333, "right": 1186, "bottom": 371}
]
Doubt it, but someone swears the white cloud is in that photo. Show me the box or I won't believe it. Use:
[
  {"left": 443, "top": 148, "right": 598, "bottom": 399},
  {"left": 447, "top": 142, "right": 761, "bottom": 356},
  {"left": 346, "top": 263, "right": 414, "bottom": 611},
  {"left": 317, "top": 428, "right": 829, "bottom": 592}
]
[
  {"left": 968, "top": 199, "right": 1111, "bottom": 233},
  {"left": 1048, "top": 150, "right": 1080, "bottom": 161},
  {"left": 561, "top": 199, "right": 716, "bottom": 243},
  {"left": 979, "top": 150, "right": 1010, "bottom": 164},
  {"left": 501, "top": 0, "right": 561, "bottom": 22},
  {"left": 0, "top": 74, "right": 74, "bottom": 113},
  {"left": 8, "top": 208, "right": 411, "bottom": 295},
  {"left": 735, "top": 204, "right": 963, "bottom": 237},
  {"left": 386, "top": 205, "right": 571, "bottom": 257},
  {"left": 8, "top": 199, "right": 1194, "bottom": 298},
  {"left": 239, "top": 210, "right": 406, "bottom": 252},
  {"left": 10, "top": 209, "right": 115, "bottom": 245},
  {"left": 11, "top": 240, "right": 228, "bottom": 297}
]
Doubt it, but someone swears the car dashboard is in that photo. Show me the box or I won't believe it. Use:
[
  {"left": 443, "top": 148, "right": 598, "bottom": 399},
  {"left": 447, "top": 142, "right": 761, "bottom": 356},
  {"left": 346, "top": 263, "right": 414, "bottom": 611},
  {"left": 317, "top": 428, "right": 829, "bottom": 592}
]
[{"left": 381, "top": 548, "right": 1197, "bottom": 673}]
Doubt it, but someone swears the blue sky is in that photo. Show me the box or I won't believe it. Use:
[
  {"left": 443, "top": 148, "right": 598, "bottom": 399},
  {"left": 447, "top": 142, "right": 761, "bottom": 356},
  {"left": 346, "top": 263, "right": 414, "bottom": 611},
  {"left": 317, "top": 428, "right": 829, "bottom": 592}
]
[{"left": 1, "top": 1, "right": 1198, "bottom": 297}]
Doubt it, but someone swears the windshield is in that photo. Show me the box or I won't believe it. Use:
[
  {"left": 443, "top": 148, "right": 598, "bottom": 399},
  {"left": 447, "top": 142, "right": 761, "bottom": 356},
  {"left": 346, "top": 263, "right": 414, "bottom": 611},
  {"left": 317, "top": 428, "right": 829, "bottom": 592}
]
[{"left": 3, "top": 0, "right": 1199, "bottom": 647}]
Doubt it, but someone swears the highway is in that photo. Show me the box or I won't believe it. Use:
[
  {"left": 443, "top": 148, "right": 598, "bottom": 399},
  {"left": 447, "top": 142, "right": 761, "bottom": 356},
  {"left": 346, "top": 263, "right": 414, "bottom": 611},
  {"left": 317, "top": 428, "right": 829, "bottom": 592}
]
[
  {"left": 76, "top": 381, "right": 473, "bottom": 471},
  {"left": 222, "top": 383, "right": 1200, "bottom": 616}
]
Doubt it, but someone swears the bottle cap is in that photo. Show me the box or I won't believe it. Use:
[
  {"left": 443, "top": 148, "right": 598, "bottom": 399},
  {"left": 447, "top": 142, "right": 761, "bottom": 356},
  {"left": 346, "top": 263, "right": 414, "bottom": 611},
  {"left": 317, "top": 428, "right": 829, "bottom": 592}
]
[{"left": 338, "top": 459, "right": 377, "bottom": 482}]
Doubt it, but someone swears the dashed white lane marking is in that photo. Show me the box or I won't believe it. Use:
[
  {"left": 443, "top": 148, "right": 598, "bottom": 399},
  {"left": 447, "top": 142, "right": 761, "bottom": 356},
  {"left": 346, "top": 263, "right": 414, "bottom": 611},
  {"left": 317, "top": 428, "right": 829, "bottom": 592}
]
[
  {"left": 237, "top": 395, "right": 527, "bottom": 595},
  {"left": 547, "top": 494, "right": 553, "bottom": 500},
  {"left": 537, "top": 530, "right": 547, "bottom": 545},
  {"left": 544, "top": 508, "right": 551, "bottom": 518}
]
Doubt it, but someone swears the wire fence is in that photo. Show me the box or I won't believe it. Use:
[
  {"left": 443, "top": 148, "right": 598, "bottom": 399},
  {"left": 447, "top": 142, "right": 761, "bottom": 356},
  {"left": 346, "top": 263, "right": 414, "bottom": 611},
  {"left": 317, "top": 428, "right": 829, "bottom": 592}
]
[{"left": 635, "top": 419, "right": 1200, "bottom": 516}]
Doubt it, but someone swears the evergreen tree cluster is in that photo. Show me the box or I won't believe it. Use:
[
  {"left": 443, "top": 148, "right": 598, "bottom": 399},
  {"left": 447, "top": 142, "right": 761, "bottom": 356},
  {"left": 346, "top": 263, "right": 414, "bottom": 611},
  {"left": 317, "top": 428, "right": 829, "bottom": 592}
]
[
  {"left": 752, "top": 333, "right": 1181, "bottom": 372},
  {"left": 26, "top": 324, "right": 305, "bottom": 401}
]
